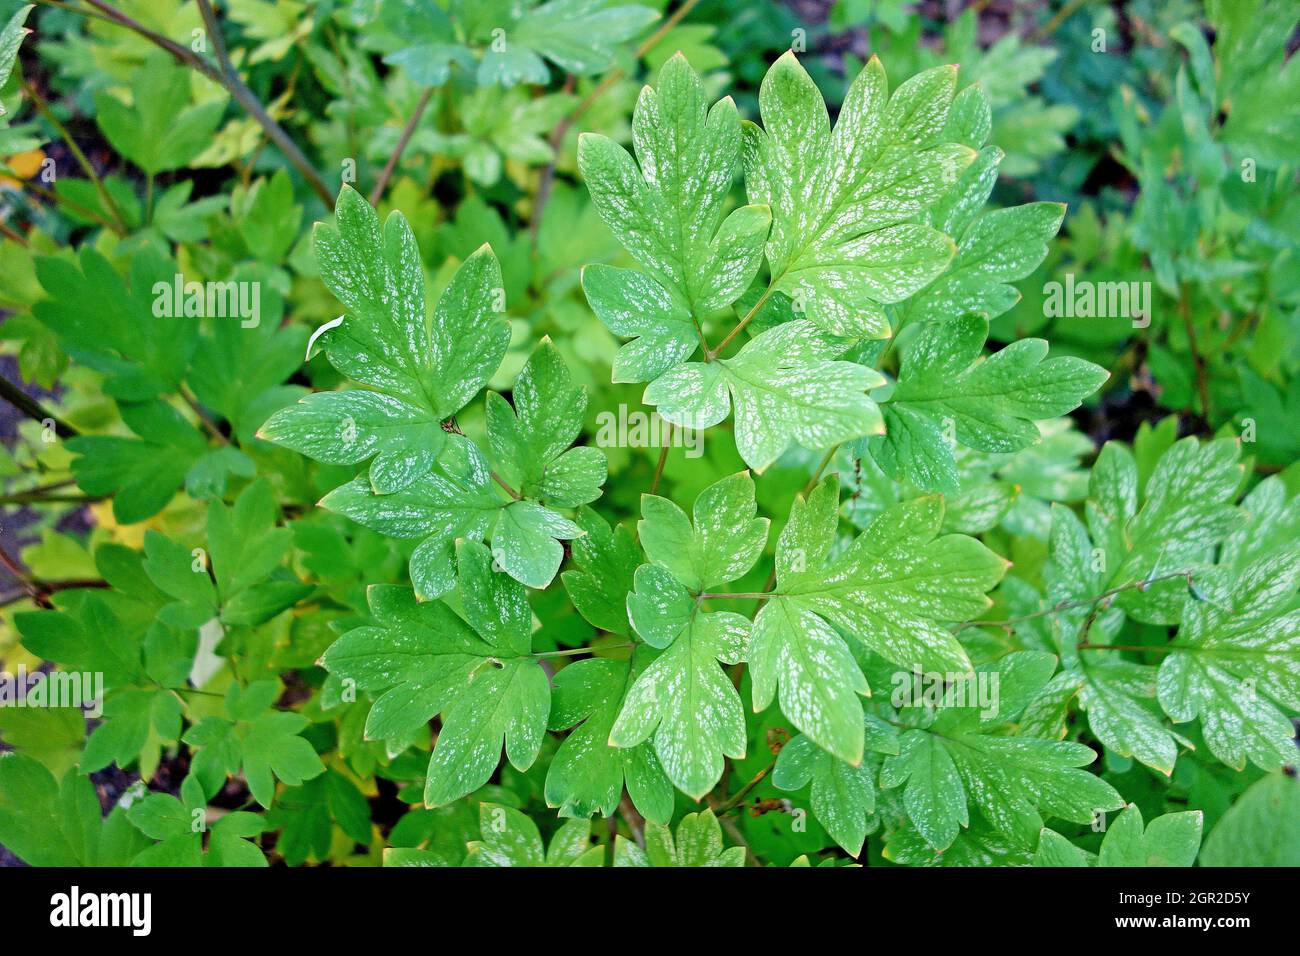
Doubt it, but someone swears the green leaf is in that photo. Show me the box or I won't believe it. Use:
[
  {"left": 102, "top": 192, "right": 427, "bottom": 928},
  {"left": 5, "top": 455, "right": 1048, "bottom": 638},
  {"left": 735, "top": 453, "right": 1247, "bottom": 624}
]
[
  {"left": 611, "top": 564, "right": 749, "bottom": 799},
  {"left": 467, "top": 803, "right": 603, "bottom": 866},
  {"left": 881, "top": 651, "right": 1124, "bottom": 851},
  {"left": 129, "top": 774, "right": 267, "bottom": 866},
  {"left": 181, "top": 682, "right": 325, "bottom": 808},
  {"left": 488, "top": 338, "right": 606, "bottom": 507},
  {"left": 320, "top": 433, "right": 505, "bottom": 599},
  {"left": 905, "top": 202, "right": 1066, "bottom": 327},
  {"left": 773, "top": 716, "right": 898, "bottom": 856},
  {"left": 141, "top": 480, "right": 308, "bottom": 628},
  {"left": 1042, "top": 504, "right": 1185, "bottom": 775},
  {"left": 1091, "top": 437, "right": 1243, "bottom": 623},
  {"left": 377, "top": 0, "right": 472, "bottom": 86},
  {"left": 262, "top": 187, "right": 510, "bottom": 494},
  {"left": 581, "top": 263, "right": 701, "bottom": 383},
  {"left": 645, "top": 319, "right": 886, "bottom": 471},
  {"left": 34, "top": 246, "right": 198, "bottom": 401},
  {"left": 236, "top": 169, "right": 302, "bottom": 264},
  {"left": 561, "top": 507, "right": 640, "bottom": 634},
  {"left": 1034, "top": 804, "right": 1204, "bottom": 868},
  {"left": 0, "top": 754, "right": 83, "bottom": 865},
  {"left": 1096, "top": 804, "right": 1203, "bottom": 867},
  {"left": 0, "top": 6, "right": 33, "bottom": 116},
  {"left": 742, "top": 53, "right": 972, "bottom": 337},
  {"left": 82, "top": 688, "right": 182, "bottom": 774},
  {"left": 1199, "top": 771, "right": 1300, "bottom": 866},
  {"left": 93, "top": 55, "right": 224, "bottom": 174},
  {"left": 1157, "top": 549, "right": 1300, "bottom": 771},
  {"left": 872, "top": 314, "right": 1108, "bottom": 492},
  {"left": 268, "top": 770, "right": 372, "bottom": 865},
  {"left": 544, "top": 654, "right": 674, "bottom": 824},
  {"left": 752, "top": 476, "right": 1006, "bottom": 764},
  {"left": 580, "top": 54, "right": 770, "bottom": 374},
  {"left": 475, "top": 0, "right": 659, "bottom": 87},
  {"left": 492, "top": 499, "right": 584, "bottom": 589},
  {"left": 67, "top": 400, "right": 220, "bottom": 523},
  {"left": 319, "top": 542, "right": 550, "bottom": 807},
  {"left": 613, "top": 808, "right": 745, "bottom": 866},
  {"left": 16, "top": 594, "right": 144, "bottom": 689},
  {"left": 638, "top": 471, "right": 768, "bottom": 592}
]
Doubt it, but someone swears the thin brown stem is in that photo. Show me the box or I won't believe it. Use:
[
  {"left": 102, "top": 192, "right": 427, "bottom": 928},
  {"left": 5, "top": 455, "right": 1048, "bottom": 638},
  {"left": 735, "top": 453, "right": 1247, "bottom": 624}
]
[
  {"left": 76, "top": 0, "right": 335, "bottom": 208},
  {"left": 22, "top": 178, "right": 121, "bottom": 232},
  {"left": 21, "top": 78, "right": 130, "bottom": 233},
  {"left": 617, "top": 793, "right": 646, "bottom": 849},
  {"left": 0, "top": 373, "right": 77, "bottom": 438},
  {"left": 0, "top": 219, "right": 28, "bottom": 246},
  {"left": 491, "top": 471, "right": 521, "bottom": 500},
  {"left": 1029, "top": 0, "right": 1091, "bottom": 42},
  {"left": 369, "top": 86, "right": 434, "bottom": 206},
  {"left": 533, "top": 0, "right": 701, "bottom": 231},
  {"left": 713, "top": 762, "right": 772, "bottom": 813},
  {"left": 649, "top": 424, "right": 673, "bottom": 495},
  {"left": 34, "top": 0, "right": 118, "bottom": 25},
  {"left": 0, "top": 541, "right": 39, "bottom": 600},
  {"left": 709, "top": 281, "right": 777, "bottom": 359},
  {"left": 181, "top": 386, "right": 228, "bottom": 444}
]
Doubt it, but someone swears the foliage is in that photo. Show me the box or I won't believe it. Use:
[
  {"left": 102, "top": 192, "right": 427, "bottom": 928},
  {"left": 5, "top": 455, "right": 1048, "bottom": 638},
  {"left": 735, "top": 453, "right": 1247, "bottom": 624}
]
[{"left": 0, "top": 0, "right": 1294, "bottom": 870}]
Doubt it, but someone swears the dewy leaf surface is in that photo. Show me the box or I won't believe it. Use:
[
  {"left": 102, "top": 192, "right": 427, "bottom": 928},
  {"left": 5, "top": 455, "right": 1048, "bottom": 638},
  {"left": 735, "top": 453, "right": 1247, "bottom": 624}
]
[
  {"left": 751, "top": 475, "right": 1007, "bottom": 764},
  {"left": 318, "top": 543, "right": 549, "bottom": 807},
  {"left": 581, "top": 53, "right": 771, "bottom": 378},
  {"left": 261, "top": 185, "right": 510, "bottom": 494},
  {"left": 645, "top": 320, "right": 886, "bottom": 471},
  {"left": 611, "top": 565, "right": 750, "bottom": 799},
  {"left": 742, "top": 53, "right": 973, "bottom": 337},
  {"left": 872, "top": 314, "right": 1109, "bottom": 492}
]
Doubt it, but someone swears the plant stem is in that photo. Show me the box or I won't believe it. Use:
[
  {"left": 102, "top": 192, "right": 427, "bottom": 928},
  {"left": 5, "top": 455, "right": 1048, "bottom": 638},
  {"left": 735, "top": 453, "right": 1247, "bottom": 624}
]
[
  {"left": 22, "top": 178, "right": 121, "bottom": 232},
  {"left": 649, "top": 424, "right": 673, "bottom": 495},
  {"left": 1030, "top": 0, "right": 1091, "bottom": 42},
  {"left": 1177, "top": 286, "right": 1212, "bottom": 423},
  {"left": 0, "top": 219, "right": 27, "bottom": 246},
  {"left": 33, "top": 0, "right": 117, "bottom": 25},
  {"left": 1079, "top": 643, "right": 1175, "bottom": 654},
  {"left": 181, "top": 385, "right": 228, "bottom": 444},
  {"left": 0, "top": 541, "right": 40, "bottom": 602},
  {"left": 369, "top": 86, "right": 434, "bottom": 206},
  {"left": 535, "top": 642, "right": 633, "bottom": 659},
  {"left": 0, "top": 491, "right": 99, "bottom": 505},
  {"left": 955, "top": 570, "right": 1194, "bottom": 633},
  {"left": 713, "top": 762, "right": 772, "bottom": 813},
  {"left": 76, "top": 0, "right": 335, "bottom": 208},
  {"left": 0, "top": 373, "right": 78, "bottom": 438},
  {"left": 491, "top": 471, "right": 521, "bottom": 500},
  {"left": 20, "top": 78, "right": 129, "bottom": 234},
  {"left": 699, "top": 591, "right": 774, "bottom": 601},
  {"left": 709, "top": 280, "right": 777, "bottom": 359}
]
